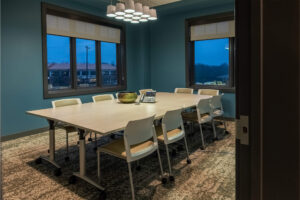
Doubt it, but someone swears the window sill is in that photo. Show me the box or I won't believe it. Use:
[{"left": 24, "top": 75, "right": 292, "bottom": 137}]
[
  {"left": 44, "top": 85, "right": 126, "bottom": 99},
  {"left": 190, "top": 85, "right": 235, "bottom": 93}
]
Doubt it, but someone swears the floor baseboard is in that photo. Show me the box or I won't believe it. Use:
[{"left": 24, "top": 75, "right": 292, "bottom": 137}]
[{"left": 1, "top": 127, "right": 48, "bottom": 142}]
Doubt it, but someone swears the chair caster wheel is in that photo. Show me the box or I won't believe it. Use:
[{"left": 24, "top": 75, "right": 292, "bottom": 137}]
[
  {"left": 54, "top": 168, "right": 62, "bottom": 176},
  {"left": 88, "top": 137, "right": 93, "bottom": 142},
  {"left": 35, "top": 157, "right": 42, "bottom": 164},
  {"left": 213, "top": 137, "right": 219, "bottom": 141},
  {"left": 200, "top": 146, "right": 205, "bottom": 150},
  {"left": 187, "top": 159, "right": 191, "bottom": 164},
  {"left": 177, "top": 145, "right": 184, "bottom": 151},
  {"left": 161, "top": 177, "right": 167, "bottom": 184},
  {"left": 65, "top": 156, "right": 70, "bottom": 162},
  {"left": 110, "top": 134, "right": 116, "bottom": 139},
  {"left": 136, "top": 165, "right": 141, "bottom": 171},
  {"left": 225, "top": 131, "right": 230, "bottom": 135},
  {"left": 69, "top": 175, "right": 77, "bottom": 184},
  {"left": 169, "top": 176, "right": 175, "bottom": 182},
  {"left": 171, "top": 149, "right": 177, "bottom": 157},
  {"left": 98, "top": 190, "right": 107, "bottom": 200}
]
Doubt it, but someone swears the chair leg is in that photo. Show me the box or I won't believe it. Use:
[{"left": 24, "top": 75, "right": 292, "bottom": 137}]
[
  {"left": 223, "top": 119, "right": 227, "bottom": 130},
  {"left": 183, "top": 136, "right": 191, "bottom": 164},
  {"left": 127, "top": 162, "right": 135, "bottom": 200},
  {"left": 165, "top": 144, "right": 173, "bottom": 176},
  {"left": 212, "top": 119, "right": 217, "bottom": 140},
  {"left": 65, "top": 132, "right": 69, "bottom": 161},
  {"left": 156, "top": 149, "right": 164, "bottom": 177},
  {"left": 88, "top": 132, "right": 92, "bottom": 142},
  {"left": 93, "top": 133, "right": 98, "bottom": 151},
  {"left": 199, "top": 124, "right": 206, "bottom": 150},
  {"left": 97, "top": 151, "right": 101, "bottom": 181}
]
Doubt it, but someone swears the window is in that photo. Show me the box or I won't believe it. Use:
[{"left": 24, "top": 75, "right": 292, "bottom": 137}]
[
  {"left": 194, "top": 38, "right": 230, "bottom": 86},
  {"left": 42, "top": 3, "right": 126, "bottom": 98},
  {"left": 101, "top": 42, "right": 117, "bottom": 86},
  {"left": 47, "top": 35, "right": 71, "bottom": 90},
  {"left": 186, "top": 12, "right": 235, "bottom": 92},
  {"left": 76, "top": 39, "right": 96, "bottom": 88}
]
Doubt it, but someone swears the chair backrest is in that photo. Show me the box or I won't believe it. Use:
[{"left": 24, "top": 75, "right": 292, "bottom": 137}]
[
  {"left": 52, "top": 98, "right": 82, "bottom": 108},
  {"left": 198, "top": 89, "right": 219, "bottom": 96},
  {"left": 92, "top": 94, "right": 114, "bottom": 103},
  {"left": 174, "top": 88, "right": 194, "bottom": 94},
  {"left": 210, "top": 95, "right": 223, "bottom": 110},
  {"left": 139, "top": 89, "right": 154, "bottom": 95},
  {"left": 124, "top": 115, "right": 155, "bottom": 146},
  {"left": 197, "top": 98, "right": 212, "bottom": 115},
  {"left": 124, "top": 115, "right": 157, "bottom": 162},
  {"left": 162, "top": 108, "right": 183, "bottom": 132}
]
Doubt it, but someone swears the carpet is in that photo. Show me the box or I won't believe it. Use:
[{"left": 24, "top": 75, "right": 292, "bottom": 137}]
[{"left": 2, "top": 121, "right": 235, "bottom": 200}]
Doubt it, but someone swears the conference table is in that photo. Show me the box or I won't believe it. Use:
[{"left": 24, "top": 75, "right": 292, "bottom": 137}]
[{"left": 27, "top": 92, "right": 211, "bottom": 191}]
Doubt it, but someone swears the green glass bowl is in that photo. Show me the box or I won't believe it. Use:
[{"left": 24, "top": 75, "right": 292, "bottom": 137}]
[{"left": 118, "top": 92, "right": 138, "bottom": 103}]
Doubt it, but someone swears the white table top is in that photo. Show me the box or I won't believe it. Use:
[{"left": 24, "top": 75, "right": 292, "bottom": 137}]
[{"left": 27, "top": 92, "right": 211, "bottom": 135}]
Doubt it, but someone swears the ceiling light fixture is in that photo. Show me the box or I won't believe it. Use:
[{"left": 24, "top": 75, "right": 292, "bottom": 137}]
[
  {"left": 115, "top": 2, "right": 125, "bottom": 15},
  {"left": 125, "top": 0, "right": 135, "bottom": 13},
  {"left": 148, "top": 8, "right": 157, "bottom": 20},
  {"left": 107, "top": 0, "right": 158, "bottom": 24},
  {"left": 106, "top": 5, "right": 116, "bottom": 17}
]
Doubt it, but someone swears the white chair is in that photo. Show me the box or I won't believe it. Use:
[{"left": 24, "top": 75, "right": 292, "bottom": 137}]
[
  {"left": 97, "top": 115, "right": 165, "bottom": 200},
  {"left": 210, "top": 94, "right": 228, "bottom": 132},
  {"left": 91, "top": 94, "right": 116, "bottom": 144},
  {"left": 155, "top": 108, "right": 191, "bottom": 182},
  {"left": 139, "top": 89, "right": 154, "bottom": 95},
  {"left": 174, "top": 88, "right": 194, "bottom": 94},
  {"left": 182, "top": 98, "right": 217, "bottom": 149},
  {"left": 52, "top": 98, "right": 82, "bottom": 161},
  {"left": 198, "top": 89, "right": 219, "bottom": 96},
  {"left": 92, "top": 94, "right": 115, "bottom": 102}
]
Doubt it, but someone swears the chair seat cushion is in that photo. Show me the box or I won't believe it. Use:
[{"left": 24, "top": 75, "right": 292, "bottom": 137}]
[
  {"left": 155, "top": 126, "right": 183, "bottom": 141},
  {"left": 212, "top": 109, "right": 224, "bottom": 117},
  {"left": 99, "top": 138, "right": 154, "bottom": 159},
  {"left": 182, "top": 111, "right": 212, "bottom": 124}
]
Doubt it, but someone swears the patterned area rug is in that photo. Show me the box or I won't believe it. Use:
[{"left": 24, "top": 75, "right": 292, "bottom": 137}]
[{"left": 2, "top": 121, "right": 235, "bottom": 200}]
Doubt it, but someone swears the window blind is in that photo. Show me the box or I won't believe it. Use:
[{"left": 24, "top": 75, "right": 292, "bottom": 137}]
[
  {"left": 190, "top": 20, "right": 235, "bottom": 41},
  {"left": 46, "top": 14, "right": 121, "bottom": 43}
]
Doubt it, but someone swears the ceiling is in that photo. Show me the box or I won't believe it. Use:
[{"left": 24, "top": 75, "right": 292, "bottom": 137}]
[{"left": 67, "top": 0, "right": 234, "bottom": 15}]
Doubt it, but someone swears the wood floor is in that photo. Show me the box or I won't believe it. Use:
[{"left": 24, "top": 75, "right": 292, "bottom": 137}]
[{"left": 2, "top": 121, "right": 235, "bottom": 200}]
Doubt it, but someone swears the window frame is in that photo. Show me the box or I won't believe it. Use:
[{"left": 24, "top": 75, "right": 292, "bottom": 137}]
[
  {"left": 42, "top": 3, "right": 126, "bottom": 99},
  {"left": 185, "top": 12, "right": 235, "bottom": 93}
]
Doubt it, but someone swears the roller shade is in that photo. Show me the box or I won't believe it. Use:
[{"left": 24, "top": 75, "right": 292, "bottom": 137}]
[
  {"left": 190, "top": 20, "right": 235, "bottom": 41},
  {"left": 46, "top": 14, "right": 121, "bottom": 43}
]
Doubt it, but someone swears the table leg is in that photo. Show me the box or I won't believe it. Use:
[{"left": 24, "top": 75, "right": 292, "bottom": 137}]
[
  {"left": 35, "top": 120, "right": 61, "bottom": 175},
  {"left": 70, "top": 129, "right": 105, "bottom": 191}
]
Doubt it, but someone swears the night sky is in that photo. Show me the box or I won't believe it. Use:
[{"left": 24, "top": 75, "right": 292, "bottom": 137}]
[
  {"left": 194, "top": 38, "right": 229, "bottom": 66},
  {"left": 47, "top": 35, "right": 229, "bottom": 67},
  {"left": 47, "top": 34, "right": 116, "bottom": 65}
]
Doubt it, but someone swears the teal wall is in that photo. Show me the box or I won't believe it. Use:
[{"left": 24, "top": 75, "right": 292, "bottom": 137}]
[
  {"left": 1, "top": 0, "right": 235, "bottom": 136},
  {"left": 1, "top": 0, "right": 147, "bottom": 136},
  {"left": 149, "top": 4, "right": 236, "bottom": 118}
]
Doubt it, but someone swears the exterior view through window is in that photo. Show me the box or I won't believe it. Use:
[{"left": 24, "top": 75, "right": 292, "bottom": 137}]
[
  {"left": 76, "top": 38, "right": 96, "bottom": 88},
  {"left": 194, "top": 38, "right": 229, "bottom": 86},
  {"left": 101, "top": 42, "right": 117, "bottom": 86},
  {"left": 46, "top": 35, "right": 119, "bottom": 91},
  {"left": 47, "top": 35, "right": 71, "bottom": 90}
]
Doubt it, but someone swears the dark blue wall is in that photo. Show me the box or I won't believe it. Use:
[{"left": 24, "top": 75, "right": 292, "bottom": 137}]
[
  {"left": 149, "top": 4, "right": 235, "bottom": 118},
  {"left": 1, "top": 0, "right": 147, "bottom": 136},
  {"left": 1, "top": 0, "right": 235, "bottom": 136}
]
